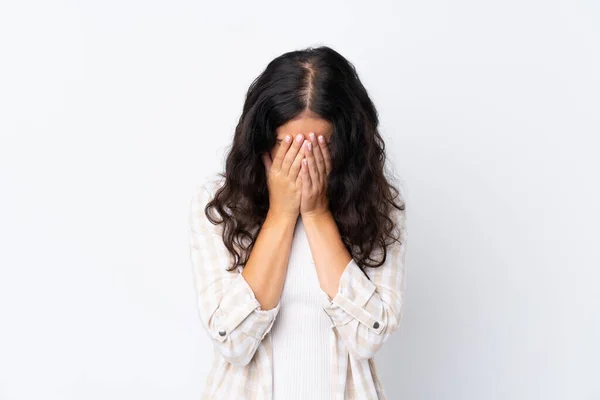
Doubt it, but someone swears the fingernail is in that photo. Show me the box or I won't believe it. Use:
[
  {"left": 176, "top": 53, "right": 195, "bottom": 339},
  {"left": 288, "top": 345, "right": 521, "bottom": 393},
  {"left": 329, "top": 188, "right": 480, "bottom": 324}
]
[
  {"left": 318, "top": 135, "right": 325, "bottom": 143},
  {"left": 285, "top": 135, "right": 291, "bottom": 142},
  {"left": 296, "top": 134, "right": 303, "bottom": 142},
  {"left": 309, "top": 132, "right": 316, "bottom": 141},
  {"left": 307, "top": 142, "right": 312, "bottom": 151}
]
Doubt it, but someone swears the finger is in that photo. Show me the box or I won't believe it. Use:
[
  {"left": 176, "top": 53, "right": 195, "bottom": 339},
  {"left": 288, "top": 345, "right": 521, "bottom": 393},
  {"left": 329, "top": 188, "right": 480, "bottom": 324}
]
[
  {"left": 296, "top": 162, "right": 303, "bottom": 187},
  {"left": 309, "top": 132, "right": 326, "bottom": 178},
  {"left": 301, "top": 158, "right": 311, "bottom": 191},
  {"left": 282, "top": 133, "right": 305, "bottom": 174},
  {"left": 261, "top": 152, "right": 272, "bottom": 175},
  {"left": 305, "top": 140, "right": 320, "bottom": 188},
  {"left": 318, "top": 135, "right": 332, "bottom": 176},
  {"left": 272, "top": 135, "right": 292, "bottom": 172},
  {"left": 289, "top": 140, "right": 306, "bottom": 179}
]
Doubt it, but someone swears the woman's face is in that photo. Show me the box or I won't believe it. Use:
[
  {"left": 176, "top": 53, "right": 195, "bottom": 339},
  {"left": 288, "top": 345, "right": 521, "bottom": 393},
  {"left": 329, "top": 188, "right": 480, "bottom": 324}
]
[{"left": 271, "top": 113, "right": 333, "bottom": 161}]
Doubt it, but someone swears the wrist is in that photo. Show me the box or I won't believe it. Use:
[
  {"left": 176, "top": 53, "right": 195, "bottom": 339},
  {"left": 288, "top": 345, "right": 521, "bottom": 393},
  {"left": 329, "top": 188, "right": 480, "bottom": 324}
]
[
  {"left": 266, "top": 208, "right": 298, "bottom": 225},
  {"left": 301, "top": 208, "right": 332, "bottom": 224}
]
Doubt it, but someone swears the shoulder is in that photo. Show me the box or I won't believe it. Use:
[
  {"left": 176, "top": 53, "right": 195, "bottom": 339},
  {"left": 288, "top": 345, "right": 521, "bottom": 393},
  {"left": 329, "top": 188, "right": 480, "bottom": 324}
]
[
  {"left": 395, "top": 206, "right": 407, "bottom": 237},
  {"left": 189, "top": 174, "right": 227, "bottom": 234},
  {"left": 190, "top": 173, "right": 225, "bottom": 205},
  {"left": 387, "top": 201, "right": 407, "bottom": 239}
]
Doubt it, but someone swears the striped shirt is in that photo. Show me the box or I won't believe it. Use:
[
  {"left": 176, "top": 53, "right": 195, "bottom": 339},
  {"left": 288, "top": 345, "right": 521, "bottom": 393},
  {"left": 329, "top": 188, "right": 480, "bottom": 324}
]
[{"left": 188, "top": 176, "right": 408, "bottom": 399}]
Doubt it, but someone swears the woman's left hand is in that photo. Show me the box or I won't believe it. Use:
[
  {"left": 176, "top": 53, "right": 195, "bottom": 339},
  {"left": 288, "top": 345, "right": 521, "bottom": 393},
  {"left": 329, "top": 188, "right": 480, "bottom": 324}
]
[{"left": 300, "top": 132, "right": 332, "bottom": 217}]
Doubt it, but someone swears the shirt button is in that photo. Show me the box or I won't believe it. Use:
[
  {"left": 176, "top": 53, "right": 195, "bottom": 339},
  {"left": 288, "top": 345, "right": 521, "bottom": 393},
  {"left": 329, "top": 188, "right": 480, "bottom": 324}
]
[
  {"left": 218, "top": 329, "right": 226, "bottom": 336},
  {"left": 373, "top": 321, "right": 380, "bottom": 329}
]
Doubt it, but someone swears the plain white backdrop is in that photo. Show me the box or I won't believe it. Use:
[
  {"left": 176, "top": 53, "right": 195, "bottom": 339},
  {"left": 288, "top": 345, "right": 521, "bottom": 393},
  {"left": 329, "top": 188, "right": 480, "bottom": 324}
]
[{"left": 1, "top": 0, "right": 599, "bottom": 399}]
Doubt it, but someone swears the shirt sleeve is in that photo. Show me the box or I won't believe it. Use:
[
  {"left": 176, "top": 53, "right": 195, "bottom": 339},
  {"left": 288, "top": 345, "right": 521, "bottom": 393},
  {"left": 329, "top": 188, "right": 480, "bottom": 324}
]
[
  {"left": 188, "top": 180, "right": 281, "bottom": 367},
  {"left": 319, "top": 207, "right": 408, "bottom": 360}
]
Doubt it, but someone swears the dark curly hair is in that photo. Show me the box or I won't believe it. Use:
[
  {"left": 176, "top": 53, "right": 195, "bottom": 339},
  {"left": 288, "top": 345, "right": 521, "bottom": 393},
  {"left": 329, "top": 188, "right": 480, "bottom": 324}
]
[{"left": 205, "top": 45, "right": 406, "bottom": 274}]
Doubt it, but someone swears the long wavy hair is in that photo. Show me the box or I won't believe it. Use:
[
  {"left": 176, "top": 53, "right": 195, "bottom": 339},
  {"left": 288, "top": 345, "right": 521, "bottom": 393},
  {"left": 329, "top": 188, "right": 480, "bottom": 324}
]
[{"left": 205, "top": 45, "right": 406, "bottom": 274}]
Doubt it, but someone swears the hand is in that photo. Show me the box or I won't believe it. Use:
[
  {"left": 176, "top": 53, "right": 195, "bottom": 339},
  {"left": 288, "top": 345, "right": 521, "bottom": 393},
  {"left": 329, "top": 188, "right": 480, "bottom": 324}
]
[
  {"left": 300, "top": 132, "right": 332, "bottom": 217},
  {"left": 261, "top": 133, "right": 306, "bottom": 219}
]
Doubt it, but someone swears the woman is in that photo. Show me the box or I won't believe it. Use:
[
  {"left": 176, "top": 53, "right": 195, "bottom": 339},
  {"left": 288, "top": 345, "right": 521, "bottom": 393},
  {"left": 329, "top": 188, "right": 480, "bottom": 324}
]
[{"left": 189, "top": 45, "right": 408, "bottom": 400}]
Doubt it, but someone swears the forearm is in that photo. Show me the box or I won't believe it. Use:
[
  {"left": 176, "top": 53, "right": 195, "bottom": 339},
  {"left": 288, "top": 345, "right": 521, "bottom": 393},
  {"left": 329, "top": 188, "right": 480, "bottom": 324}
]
[
  {"left": 302, "top": 211, "right": 352, "bottom": 299},
  {"left": 241, "top": 210, "right": 297, "bottom": 310}
]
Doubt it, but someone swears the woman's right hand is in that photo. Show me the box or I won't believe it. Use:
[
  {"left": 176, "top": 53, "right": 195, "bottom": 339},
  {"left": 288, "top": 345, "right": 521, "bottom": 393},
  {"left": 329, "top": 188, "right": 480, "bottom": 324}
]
[{"left": 261, "top": 133, "right": 307, "bottom": 219}]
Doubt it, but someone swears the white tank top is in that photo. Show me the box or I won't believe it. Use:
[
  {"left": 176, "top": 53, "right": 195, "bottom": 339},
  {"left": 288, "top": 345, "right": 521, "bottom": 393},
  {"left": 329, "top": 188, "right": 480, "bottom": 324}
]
[{"left": 270, "top": 215, "right": 332, "bottom": 399}]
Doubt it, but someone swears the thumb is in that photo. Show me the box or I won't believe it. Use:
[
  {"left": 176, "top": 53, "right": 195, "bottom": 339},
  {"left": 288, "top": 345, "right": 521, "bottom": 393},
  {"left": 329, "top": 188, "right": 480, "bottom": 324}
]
[{"left": 261, "top": 152, "right": 272, "bottom": 174}]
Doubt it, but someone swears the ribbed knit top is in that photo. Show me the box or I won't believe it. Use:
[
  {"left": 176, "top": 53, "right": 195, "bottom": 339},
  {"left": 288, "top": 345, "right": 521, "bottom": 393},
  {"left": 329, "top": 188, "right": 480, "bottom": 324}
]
[{"left": 270, "top": 215, "right": 332, "bottom": 399}]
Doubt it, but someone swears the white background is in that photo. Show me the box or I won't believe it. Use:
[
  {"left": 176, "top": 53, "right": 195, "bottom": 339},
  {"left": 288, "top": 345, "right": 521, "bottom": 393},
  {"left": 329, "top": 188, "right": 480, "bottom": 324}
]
[{"left": 1, "top": 0, "right": 599, "bottom": 399}]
